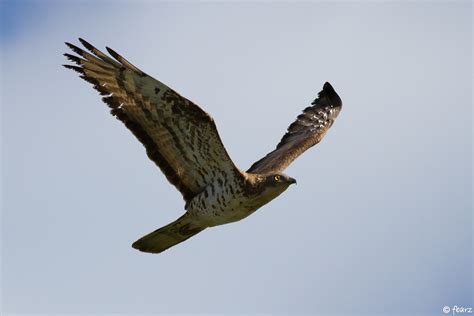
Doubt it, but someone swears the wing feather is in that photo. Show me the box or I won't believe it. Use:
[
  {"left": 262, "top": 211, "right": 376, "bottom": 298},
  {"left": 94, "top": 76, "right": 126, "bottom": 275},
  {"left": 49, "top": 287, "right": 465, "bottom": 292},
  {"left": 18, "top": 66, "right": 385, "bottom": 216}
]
[
  {"left": 247, "top": 82, "right": 342, "bottom": 174},
  {"left": 64, "top": 39, "right": 242, "bottom": 204}
]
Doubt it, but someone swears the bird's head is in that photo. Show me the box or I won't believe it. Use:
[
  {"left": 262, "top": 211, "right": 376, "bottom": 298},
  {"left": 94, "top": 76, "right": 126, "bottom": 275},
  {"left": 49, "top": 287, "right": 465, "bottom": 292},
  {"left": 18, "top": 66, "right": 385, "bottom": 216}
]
[
  {"left": 263, "top": 173, "right": 297, "bottom": 187},
  {"left": 247, "top": 173, "right": 297, "bottom": 205}
]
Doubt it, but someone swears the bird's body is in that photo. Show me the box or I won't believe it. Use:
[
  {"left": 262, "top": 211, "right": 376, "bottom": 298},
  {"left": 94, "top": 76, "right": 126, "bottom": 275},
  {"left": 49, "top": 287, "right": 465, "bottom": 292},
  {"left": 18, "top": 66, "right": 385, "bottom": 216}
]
[
  {"left": 187, "top": 173, "right": 292, "bottom": 227},
  {"left": 64, "top": 38, "right": 342, "bottom": 254},
  {"left": 186, "top": 175, "right": 253, "bottom": 227}
]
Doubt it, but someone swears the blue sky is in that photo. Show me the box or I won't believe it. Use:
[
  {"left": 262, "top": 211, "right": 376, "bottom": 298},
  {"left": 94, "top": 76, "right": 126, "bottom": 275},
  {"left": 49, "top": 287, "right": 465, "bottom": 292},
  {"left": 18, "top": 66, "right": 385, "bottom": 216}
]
[
  {"left": 1, "top": 0, "right": 49, "bottom": 42},
  {"left": 1, "top": 1, "right": 472, "bottom": 315}
]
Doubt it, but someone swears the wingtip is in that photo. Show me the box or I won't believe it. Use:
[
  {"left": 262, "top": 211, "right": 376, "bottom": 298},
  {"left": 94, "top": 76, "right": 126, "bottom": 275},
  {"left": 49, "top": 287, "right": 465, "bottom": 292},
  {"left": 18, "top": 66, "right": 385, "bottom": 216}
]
[
  {"left": 78, "top": 37, "right": 94, "bottom": 50},
  {"left": 64, "top": 41, "right": 75, "bottom": 49},
  {"left": 63, "top": 64, "right": 84, "bottom": 73},
  {"left": 316, "top": 81, "right": 342, "bottom": 107},
  {"left": 64, "top": 53, "right": 82, "bottom": 64},
  {"left": 106, "top": 46, "right": 120, "bottom": 60},
  {"left": 323, "top": 81, "right": 334, "bottom": 92}
]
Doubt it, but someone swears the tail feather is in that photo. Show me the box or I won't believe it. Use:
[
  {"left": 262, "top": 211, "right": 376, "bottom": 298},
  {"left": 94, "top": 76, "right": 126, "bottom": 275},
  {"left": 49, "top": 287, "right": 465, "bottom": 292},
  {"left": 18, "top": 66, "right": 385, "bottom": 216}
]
[{"left": 132, "top": 214, "right": 205, "bottom": 254}]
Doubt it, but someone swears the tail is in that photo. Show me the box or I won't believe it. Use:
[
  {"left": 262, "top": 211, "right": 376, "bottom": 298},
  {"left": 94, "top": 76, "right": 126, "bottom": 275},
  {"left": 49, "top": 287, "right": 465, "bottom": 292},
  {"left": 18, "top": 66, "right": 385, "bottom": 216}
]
[{"left": 132, "top": 214, "right": 206, "bottom": 254}]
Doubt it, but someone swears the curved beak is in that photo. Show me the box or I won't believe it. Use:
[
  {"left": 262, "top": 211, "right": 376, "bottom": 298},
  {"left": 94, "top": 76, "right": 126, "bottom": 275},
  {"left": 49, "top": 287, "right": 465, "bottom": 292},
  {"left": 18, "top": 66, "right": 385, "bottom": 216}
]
[{"left": 289, "top": 177, "right": 297, "bottom": 185}]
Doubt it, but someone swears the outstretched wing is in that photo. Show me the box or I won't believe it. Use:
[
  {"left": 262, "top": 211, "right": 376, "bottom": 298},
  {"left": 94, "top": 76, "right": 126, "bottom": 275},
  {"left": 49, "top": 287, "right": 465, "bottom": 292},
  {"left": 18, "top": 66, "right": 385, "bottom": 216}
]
[
  {"left": 247, "top": 82, "right": 342, "bottom": 174},
  {"left": 64, "top": 38, "right": 242, "bottom": 204}
]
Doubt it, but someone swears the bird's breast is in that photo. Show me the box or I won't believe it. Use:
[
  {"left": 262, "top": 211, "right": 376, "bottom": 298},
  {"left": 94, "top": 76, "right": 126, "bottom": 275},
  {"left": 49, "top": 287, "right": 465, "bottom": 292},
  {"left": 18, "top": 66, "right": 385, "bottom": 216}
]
[{"left": 186, "top": 180, "right": 267, "bottom": 227}]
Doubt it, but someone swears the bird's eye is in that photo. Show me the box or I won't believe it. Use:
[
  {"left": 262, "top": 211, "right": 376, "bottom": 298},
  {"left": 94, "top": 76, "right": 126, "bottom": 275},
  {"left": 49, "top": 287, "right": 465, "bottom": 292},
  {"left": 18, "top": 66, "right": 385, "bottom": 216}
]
[{"left": 273, "top": 175, "right": 281, "bottom": 181}]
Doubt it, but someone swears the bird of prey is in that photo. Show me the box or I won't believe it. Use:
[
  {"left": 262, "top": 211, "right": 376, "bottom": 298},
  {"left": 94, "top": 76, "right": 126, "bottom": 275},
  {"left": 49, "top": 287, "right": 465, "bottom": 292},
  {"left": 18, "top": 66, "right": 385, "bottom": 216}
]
[{"left": 63, "top": 38, "right": 342, "bottom": 254}]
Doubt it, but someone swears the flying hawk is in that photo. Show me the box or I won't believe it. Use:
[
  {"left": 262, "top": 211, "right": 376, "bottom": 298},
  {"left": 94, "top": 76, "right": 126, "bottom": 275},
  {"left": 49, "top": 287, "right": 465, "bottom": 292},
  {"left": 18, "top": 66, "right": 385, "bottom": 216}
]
[{"left": 63, "top": 39, "right": 342, "bottom": 254}]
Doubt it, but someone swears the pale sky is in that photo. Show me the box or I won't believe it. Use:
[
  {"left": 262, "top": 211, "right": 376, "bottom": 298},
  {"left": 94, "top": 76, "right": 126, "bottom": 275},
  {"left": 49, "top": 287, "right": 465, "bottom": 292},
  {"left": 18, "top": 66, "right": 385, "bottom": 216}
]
[{"left": 1, "top": 1, "right": 472, "bottom": 315}]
